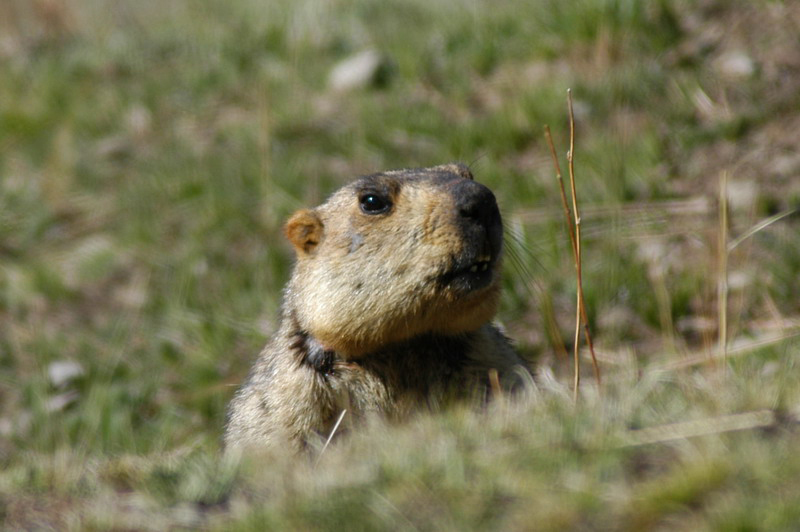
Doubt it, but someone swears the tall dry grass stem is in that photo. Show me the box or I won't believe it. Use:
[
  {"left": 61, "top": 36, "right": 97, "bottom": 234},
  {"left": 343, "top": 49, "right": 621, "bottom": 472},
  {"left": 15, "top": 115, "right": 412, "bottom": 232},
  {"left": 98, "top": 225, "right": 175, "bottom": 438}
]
[
  {"left": 717, "top": 172, "right": 729, "bottom": 363},
  {"left": 544, "top": 90, "right": 602, "bottom": 401}
]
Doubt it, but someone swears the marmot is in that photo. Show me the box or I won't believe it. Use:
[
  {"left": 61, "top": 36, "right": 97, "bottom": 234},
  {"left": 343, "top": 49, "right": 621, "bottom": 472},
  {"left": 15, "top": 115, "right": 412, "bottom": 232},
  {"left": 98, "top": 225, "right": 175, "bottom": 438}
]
[{"left": 225, "top": 163, "right": 528, "bottom": 452}]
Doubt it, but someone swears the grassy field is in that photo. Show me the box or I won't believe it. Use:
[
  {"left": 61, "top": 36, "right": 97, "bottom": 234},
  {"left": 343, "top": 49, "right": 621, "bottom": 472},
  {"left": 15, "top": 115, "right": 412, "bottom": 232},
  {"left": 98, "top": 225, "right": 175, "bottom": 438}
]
[{"left": 2, "top": 0, "right": 800, "bottom": 528}]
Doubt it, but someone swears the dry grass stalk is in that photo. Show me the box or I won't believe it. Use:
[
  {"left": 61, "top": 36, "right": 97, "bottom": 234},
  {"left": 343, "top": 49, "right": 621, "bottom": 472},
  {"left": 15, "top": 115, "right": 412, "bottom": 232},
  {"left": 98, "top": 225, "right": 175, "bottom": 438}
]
[
  {"left": 488, "top": 368, "right": 503, "bottom": 401},
  {"left": 727, "top": 207, "right": 797, "bottom": 252},
  {"left": 514, "top": 196, "right": 712, "bottom": 224},
  {"left": 543, "top": 127, "right": 579, "bottom": 398},
  {"left": 567, "top": 91, "right": 582, "bottom": 399},
  {"left": 622, "top": 408, "right": 792, "bottom": 447},
  {"left": 717, "top": 172, "right": 729, "bottom": 363},
  {"left": 652, "top": 330, "right": 800, "bottom": 372},
  {"left": 544, "top": 91, "right": 602, "bottom": 400},
  {"left": 316, "top": 409, "right": 348, "bottom": 465}
]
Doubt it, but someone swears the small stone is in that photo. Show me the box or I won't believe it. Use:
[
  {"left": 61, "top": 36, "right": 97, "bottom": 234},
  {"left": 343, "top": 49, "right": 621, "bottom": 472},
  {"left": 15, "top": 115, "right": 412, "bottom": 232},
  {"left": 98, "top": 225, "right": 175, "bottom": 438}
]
[
  {"left": 771, "top": 153, "right": 800, "bottom": 177},
  {"left": 727, "top": 270, "right": 752, "bottom": 290},
  {"left": 761, "top": 361, "right": 780, "bottom": 377},
  {"left": 726, "top": 179, "right": 758, "bottom": 211},
  {"left": 0, "top": 412, "right": 31, "bottom": 437},
  {"left": 328, "top": 50, "right": 390, "bottom": 91},
  {"left": 126, "top": 104, "right": 152, "bottom": 138},
  {"left": 716, "top": 51, "right": 755, "bottom": 79},
  {"left": 677, "top": 315, "right": 717, "bottom": 334},
  {"left": 48, "top": 360, "right": 85, "bottom": 388}
]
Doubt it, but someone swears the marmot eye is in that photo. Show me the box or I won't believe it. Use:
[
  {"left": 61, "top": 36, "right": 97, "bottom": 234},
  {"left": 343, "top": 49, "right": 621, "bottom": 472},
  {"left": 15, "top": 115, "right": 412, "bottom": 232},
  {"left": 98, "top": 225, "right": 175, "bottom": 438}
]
[{"left": 359, "top": 193, "right": 391, "bottom": 214}]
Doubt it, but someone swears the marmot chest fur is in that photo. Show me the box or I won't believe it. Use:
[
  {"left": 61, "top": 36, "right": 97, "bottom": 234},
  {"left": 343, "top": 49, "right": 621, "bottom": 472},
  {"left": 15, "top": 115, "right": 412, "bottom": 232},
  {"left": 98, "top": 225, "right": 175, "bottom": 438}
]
[{"left": 225, "top": 163, "right": 528, "bottom": 451}]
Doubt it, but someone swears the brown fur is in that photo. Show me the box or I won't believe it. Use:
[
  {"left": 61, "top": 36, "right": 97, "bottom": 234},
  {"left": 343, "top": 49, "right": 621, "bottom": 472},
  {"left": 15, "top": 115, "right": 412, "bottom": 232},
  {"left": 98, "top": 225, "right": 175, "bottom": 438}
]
[{"left": 225, "top": 163, "right": 529, "bottom": 452}]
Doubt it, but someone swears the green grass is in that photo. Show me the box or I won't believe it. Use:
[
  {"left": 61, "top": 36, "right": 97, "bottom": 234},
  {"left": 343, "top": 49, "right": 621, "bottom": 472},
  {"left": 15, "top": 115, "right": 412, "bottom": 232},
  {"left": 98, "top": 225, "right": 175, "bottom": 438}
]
[{"left": 2, "top": 0, "right": 800, "bottom": 528}]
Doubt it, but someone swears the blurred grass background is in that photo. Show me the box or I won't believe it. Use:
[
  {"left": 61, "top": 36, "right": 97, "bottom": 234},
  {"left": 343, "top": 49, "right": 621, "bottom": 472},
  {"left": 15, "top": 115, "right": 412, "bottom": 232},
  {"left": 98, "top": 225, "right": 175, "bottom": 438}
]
[{"left": 2, "top": 0, "right": 800, "bottom": 528}]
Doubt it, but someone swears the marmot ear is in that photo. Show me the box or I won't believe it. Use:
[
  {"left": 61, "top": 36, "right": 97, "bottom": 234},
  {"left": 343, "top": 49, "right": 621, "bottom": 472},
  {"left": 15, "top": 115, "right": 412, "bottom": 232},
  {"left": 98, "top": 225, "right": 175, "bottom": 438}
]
[{"left": 284, "top": 209, "right": 324, "bottom": 255}]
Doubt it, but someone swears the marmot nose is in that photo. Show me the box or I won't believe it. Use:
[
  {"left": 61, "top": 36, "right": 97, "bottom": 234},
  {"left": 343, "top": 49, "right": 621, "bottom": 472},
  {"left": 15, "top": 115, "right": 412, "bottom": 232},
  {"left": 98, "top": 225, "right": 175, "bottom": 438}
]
[{"left": 454, "top": 179, "right": 500, "bottom": 226}]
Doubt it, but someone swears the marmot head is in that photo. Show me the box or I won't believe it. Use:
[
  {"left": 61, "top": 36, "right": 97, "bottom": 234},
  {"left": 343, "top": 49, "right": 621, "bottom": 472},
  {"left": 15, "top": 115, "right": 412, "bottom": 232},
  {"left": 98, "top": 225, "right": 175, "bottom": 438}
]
[{"left": 284, "top": 163, "right": 504, "bottom": 359}]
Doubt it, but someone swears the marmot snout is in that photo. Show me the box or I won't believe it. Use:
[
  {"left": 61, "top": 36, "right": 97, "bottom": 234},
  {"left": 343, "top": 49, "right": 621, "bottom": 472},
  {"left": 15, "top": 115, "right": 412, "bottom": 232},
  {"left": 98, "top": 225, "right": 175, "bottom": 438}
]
[
  {"left": 440, "top": 176, "right": 503, "bottom": 295},
  {"left": 225, "top": 163, "right": 529, "bottom": 452}
]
